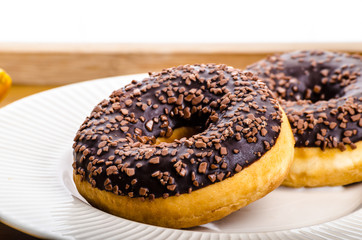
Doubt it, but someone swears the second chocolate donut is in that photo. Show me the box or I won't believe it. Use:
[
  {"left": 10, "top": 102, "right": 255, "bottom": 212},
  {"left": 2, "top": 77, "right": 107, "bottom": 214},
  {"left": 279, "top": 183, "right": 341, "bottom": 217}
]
[{"left": 248, "top": 50, "right": 362, "bottom": 187}]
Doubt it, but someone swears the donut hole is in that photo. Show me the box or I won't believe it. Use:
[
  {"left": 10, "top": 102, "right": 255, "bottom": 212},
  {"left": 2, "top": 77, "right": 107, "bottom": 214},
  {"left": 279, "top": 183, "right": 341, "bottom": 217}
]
[
  {"left": 155, "top": 126, "right": 203, "bottom": 144},
  {"left": 304, "top": 70, "right": 355, "bottom": 103},
  {"left": 279, "top": 72, "right": 351, "bottom": 103},
  {"left": 280, "top": 63, "right": 360, "bottom": 103},
  {"left": 154, "top": 104, "right": 213, "bottom": 145},
  {"left": 304, "top": 81, "right": 342, "bottom": 103}
]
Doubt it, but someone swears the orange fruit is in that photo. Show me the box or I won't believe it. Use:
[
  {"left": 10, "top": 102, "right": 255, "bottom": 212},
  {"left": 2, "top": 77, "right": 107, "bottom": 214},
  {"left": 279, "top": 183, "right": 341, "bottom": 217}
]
[{"left": 0, "top": 69, "right": 12, "bottom": 102}]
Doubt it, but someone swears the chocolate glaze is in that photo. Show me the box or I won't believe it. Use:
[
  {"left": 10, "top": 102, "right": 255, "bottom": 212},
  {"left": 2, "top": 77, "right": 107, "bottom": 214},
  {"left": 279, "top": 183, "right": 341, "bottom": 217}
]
[
  {"left": 247, "top": 50, "right": 362, "bottom": 150},
  {"left": 73, "top": 64, "right": 282, "bottom": 199}
]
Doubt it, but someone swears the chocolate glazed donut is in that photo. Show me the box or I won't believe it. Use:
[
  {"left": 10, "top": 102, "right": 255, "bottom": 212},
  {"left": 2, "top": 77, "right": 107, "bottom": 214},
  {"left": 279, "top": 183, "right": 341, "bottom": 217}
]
[
  {"left": 73, "top": 64, "right": 294, "bottom": 228},
  {"left": 248, "top": 50, "right": 362, "bottom": 187}
]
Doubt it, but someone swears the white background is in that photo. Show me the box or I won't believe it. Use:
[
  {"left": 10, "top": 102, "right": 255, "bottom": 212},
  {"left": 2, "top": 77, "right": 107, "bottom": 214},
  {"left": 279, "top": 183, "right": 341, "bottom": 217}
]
[{"left": 1, "top": 0, "right": 362, "bottom": 43}]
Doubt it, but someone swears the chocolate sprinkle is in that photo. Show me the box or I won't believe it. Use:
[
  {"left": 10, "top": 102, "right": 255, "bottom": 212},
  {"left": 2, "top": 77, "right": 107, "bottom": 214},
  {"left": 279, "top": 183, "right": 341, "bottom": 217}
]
[{"left": 73, "top": 64, "right": 282, "bottom": 199}]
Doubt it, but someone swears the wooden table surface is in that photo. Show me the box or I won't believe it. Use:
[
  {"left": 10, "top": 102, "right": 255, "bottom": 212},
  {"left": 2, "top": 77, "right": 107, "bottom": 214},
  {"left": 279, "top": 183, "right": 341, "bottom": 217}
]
[{"left": 0, "top": 85, "right": 56, "bottom": 107}]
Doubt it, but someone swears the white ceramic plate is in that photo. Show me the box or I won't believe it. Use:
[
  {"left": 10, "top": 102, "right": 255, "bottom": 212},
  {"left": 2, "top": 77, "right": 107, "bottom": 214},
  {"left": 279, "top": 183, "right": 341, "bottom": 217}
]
[{"left": 0, "top": 74, "right": 361, "bottom": 240}]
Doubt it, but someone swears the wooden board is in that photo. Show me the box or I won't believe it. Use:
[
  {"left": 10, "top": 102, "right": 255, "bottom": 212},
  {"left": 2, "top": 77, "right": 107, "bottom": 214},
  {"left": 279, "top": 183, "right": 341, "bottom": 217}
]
[
  {"left": 0, "top": 43, "right": 361, "bottom": 85},
  {"left": 0, "top": 85, "right": 56, "bottom": 107}
]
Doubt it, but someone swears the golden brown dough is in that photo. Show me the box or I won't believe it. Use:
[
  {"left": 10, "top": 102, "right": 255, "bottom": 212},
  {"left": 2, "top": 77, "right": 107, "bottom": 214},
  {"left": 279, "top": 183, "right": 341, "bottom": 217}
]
[{"left": 283, "top": 142, "right": 362, "bottom": 187}]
